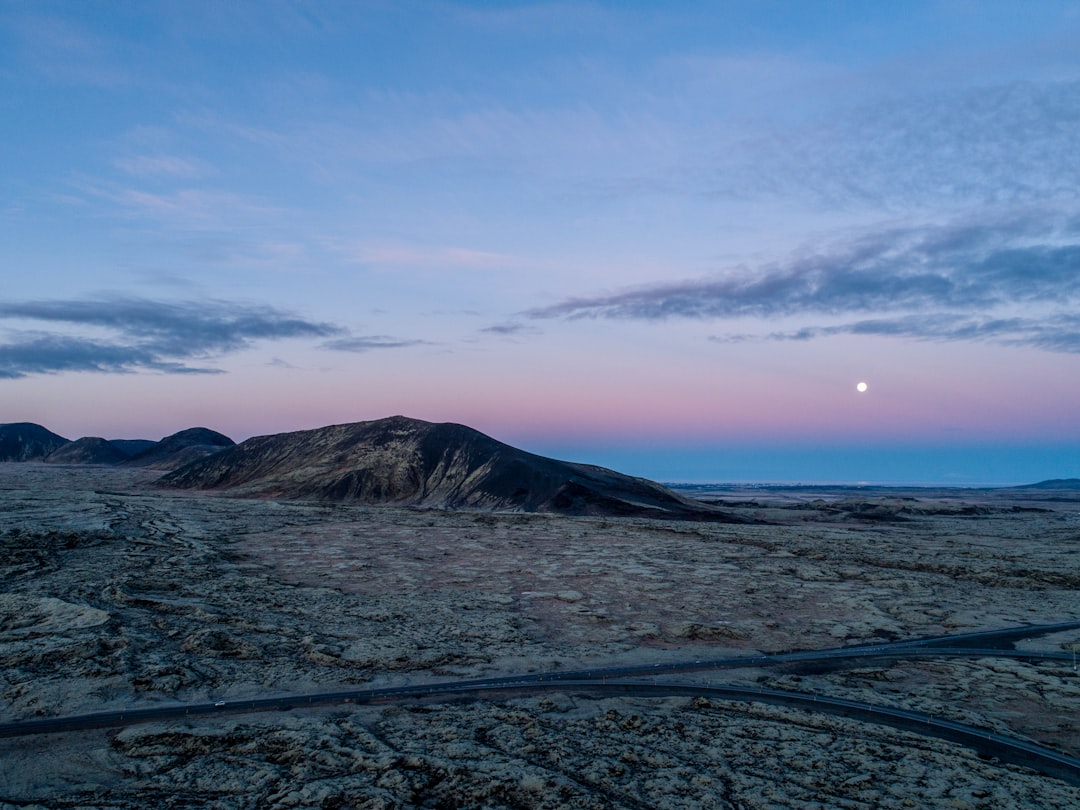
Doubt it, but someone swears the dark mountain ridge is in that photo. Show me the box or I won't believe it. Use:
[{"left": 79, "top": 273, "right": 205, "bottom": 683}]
[
  {"left": 159, "top": 416, "right": 737, "bottom": 520},
  {"left": 109, "top": 439, "right": 157, "bottom": 458},
  {"left": 43, "top": 436, "right": 129, "bottom": 465},
  {"left": 0, "top": 424, "right": 231, "bottom": 469},
  {"left": 0, "top": 422, "right": 70, "bottom": 461},
  {"left": 1015, "top": 478, "right": 1080, "bottom": 490},
  {"left": 124, "top": 427, "right": 235, "bottom": 470}
]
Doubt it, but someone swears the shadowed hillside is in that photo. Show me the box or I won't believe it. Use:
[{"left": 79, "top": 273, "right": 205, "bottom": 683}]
[
  {"left": 1016, "top": 478, "right": 1080, "bottom": 490},
  {"left": 44, "top": 437, "right": 129, "bottom": 465},
  {"left": 0, "top": 423, "right": 69, "bottom": 461},
  {"left": 124, "top": 427, "right": 235, "bottom": 470},
  {"left": 159, "top": 416, "right": 737, "bottom": 519},
  {"left": 109, "top": 439, "right": 157, "bottom": 458}
]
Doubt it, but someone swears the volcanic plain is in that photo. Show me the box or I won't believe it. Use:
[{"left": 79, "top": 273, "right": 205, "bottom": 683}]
[{"left": 1, "top": 463, "right": 1079, "bottom": 808}]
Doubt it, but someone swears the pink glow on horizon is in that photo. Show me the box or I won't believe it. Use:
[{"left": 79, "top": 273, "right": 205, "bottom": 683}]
[{"left": 5, "top": 333, "right": 1080, "bottom": 450}]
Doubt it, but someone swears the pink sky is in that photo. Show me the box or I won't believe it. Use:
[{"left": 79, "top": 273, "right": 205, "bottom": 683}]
[{"left": 3, "top": 3, "right": 1080, "bottom": 483}]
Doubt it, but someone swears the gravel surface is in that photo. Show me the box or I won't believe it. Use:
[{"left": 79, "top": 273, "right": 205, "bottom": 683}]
[{"left": 1, "top": 463, "right": 1078, "bottom": 807}]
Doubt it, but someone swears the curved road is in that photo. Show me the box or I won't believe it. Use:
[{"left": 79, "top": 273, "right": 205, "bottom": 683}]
[{"left": 2, "top": 620, "right": 1078, "bottom": 785}]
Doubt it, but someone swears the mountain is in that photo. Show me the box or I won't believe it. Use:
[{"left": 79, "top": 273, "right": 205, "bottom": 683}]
[
  {"left": 159, "top": 416, "right": 737, "bottom": 520},
  {"left": 124, "top": 427, "right": 235, "bottom": 470},
  {"left": 0, "top": 422, "right": 70, "bottom": 461},
  {"left": 1015, "top": 478, "right": 1080, "bottom": 490},
  {"left": 43, "top": 437, "right": 129, "bottom": 465},
  {"left": 109, "top": 439, "right": 157, "bottom": 458}
]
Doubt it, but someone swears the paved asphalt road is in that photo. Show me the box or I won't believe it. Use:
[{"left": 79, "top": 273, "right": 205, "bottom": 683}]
[{"left": 2, "top": 620, "right": 1078, "bottom": 785}]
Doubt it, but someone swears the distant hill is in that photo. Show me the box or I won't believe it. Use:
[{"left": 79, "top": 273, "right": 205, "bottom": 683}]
[
  {"left": 159, "top": 416, "right": 737, "bottom": 520},
  {"left": 109, "top": 439, "right": 157, "bottom": 458},
  {"left": 44, "top": 436, "right": 129, "bottom": 465},
  {"left": 0, "top": 422, "right": 69, "bottom": 461},
  {"left": 124, "top": 427, "right": 235, "bottom": 470},
  {"left": 1015, "top": 478, "right": 1080, "bottom": 490}
]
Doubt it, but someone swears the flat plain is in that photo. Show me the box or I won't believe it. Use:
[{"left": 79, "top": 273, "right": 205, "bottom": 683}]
[{"left": 1, "top": 464, "right": 1078, "bottom": 808}]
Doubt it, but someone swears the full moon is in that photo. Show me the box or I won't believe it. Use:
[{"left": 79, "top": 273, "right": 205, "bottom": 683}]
[{"left": 856, "top": 381, "right": 868, "bottom": 393}]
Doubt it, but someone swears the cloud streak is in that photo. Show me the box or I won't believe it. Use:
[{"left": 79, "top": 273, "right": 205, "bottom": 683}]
[
  {"left": 713, "top": 313, "right": 1080, "bottom": 354},
  {"left": 480, "top": 322, "right": 541, "bottom": 337},
  {"left": 322, "top": 335, "right": 428, "bottom": 352},
  {"left": 0, "top": 296, "right": 344, "bottom": 378},
  {"left": 528, "top": 212, "right": 1080, "bottom": 352}
]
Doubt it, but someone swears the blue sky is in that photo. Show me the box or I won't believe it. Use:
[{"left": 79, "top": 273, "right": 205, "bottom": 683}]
[{"left": 3, "top": 1, "right": 1080, "bottom": 484}]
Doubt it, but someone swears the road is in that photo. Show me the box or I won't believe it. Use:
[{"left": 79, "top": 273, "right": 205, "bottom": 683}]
[{"left": 2, "top": 620, "right": 1078, "bottom": 785}]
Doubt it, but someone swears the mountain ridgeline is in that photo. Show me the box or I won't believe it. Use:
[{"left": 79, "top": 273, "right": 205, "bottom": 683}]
[
  {"left": 159, "top": 416, "right": 737, "bottom": 519},
  {"left": 121, "top": 427, "right": 234, "bottom": 470},
  {"left": 0, "top": 422, "right": 234, "bottom": 469},
  {"left": 0, "top": 422, "right": 70, "bottom": 461},
  {"left": 43, "top": 436, "right": 130, "bottom": 465}
]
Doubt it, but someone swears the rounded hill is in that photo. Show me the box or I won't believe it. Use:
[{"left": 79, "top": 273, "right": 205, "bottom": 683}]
[
  {"left": 158, "top": 416, "right": 735, "bottom": 520},
  {"left": 0, "top": 423, "right": 69, "bottom": 461},
  {"left": 44, "top": 437, "right": 129, "bottom": 465},
  {"left": 124, "top": 428, "right": 235, "bottom": 470}
]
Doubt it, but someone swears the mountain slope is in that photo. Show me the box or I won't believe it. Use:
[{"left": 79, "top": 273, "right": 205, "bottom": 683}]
[
  {"left": 0, "top": 423, "right": 70, "bottom": 461},
  {"left": 124, "top": 427, "right": 235, "bottom": 470},
  {"left": 109, "top": 439, "right": 157, "bottom": 458},
  {"left": 159, "top": 416, "right": 735, "bottom": 520},
  {"left": 44, "top": 437, "right": 129, "bottom": 465},
  {"left": 1015, "top": 478, "right": 1080, "bottom": 490}
]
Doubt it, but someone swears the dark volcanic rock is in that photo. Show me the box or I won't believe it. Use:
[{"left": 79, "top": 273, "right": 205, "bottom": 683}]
[
  {"left": 0, "top": 423, "right": 69, "bottom": 461},
  {"left": 44, "top": 437, "right": 128, "bottom": 465},
  {"left": 159, "top": 416, "right": 737, "bottom": 519},
  {"left": 125, "top": 427, "right": 235, "bottom": 471}
]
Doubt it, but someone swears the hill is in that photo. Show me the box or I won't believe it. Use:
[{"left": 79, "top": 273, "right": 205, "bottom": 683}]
[
  {"left": 1015, "top": 478, "right": 1080, "bottom": 490},
  {"left": 0, "top": 422, "right": 69, "bottom": 461},
  {"left": 109, "top": 439, "right": 157, "bottom": 458},
  {"left": 158, "top": 416, "right": 736, "bottom": 519},
  {"left": 43, "top": 437, "right": 129, "bottom": 465},
  {"left": 124, "top": 427, "right": 235, "bottom": 470}
]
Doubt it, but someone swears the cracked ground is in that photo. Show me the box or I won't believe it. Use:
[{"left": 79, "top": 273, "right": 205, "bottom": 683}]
[{"left": 1, "top": 464, "right": 1078, "bottom": 808}]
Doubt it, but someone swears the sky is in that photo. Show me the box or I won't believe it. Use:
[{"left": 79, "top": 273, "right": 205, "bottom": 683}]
[{"left": 3, "top": 0, "right": 1080, "bottom": 484}]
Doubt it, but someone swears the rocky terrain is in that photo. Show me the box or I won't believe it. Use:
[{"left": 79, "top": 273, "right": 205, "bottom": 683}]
[
  {"left": 159, "top": 416, "right": 728, "bottom": 519},
  {"left": 0, "top": 463, "right": 1077, "bottom": 808}
]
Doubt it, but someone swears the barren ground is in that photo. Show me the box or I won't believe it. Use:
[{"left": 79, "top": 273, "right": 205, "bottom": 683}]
[{"left": 0, "top": 464, "right": 1078, "bottom": 808}]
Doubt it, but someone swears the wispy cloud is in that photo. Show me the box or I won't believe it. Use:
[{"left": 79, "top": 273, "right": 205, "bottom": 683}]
[
  {"left": 480, "top": 322, "right": 542, "bottom": 337},
  {"left": 712, "top": 313, "right": 1080, "bottom": 354},
  {"left": 548, "top": 76, "right": 1080, "bottom": 213},
  {"left": 81, "top": 186, "right": 285, "bottom": 231},
  {"left": 529, "top": 211, "right": 1080, "bottom": 352},
  {"left": 322, "top": 335, "right": 428, "bottom": 352},
  {"left": 174, "top": 56, "right": 1080, "bottom": 221},
  {"left": 716, "top": 79, "right": 1080, "bottom": 210},
  {"left": 0, "top": 296, "right": 344, "bottom": 378}
]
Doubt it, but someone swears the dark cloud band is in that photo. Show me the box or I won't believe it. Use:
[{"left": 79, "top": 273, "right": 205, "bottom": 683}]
[
  {"left": 527, "top": 213, "right": 1080, "bottom": 352},
  {"left": 0, "top": 295, "right": 345, "bottom": 378},
  {"left": 712, "top": 313, "right": 1080, "bottom": 354}
]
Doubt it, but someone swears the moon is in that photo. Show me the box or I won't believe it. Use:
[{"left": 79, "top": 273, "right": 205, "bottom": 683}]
[{"left": 856, "top": 381, "right": 868, "bottom": 393}]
